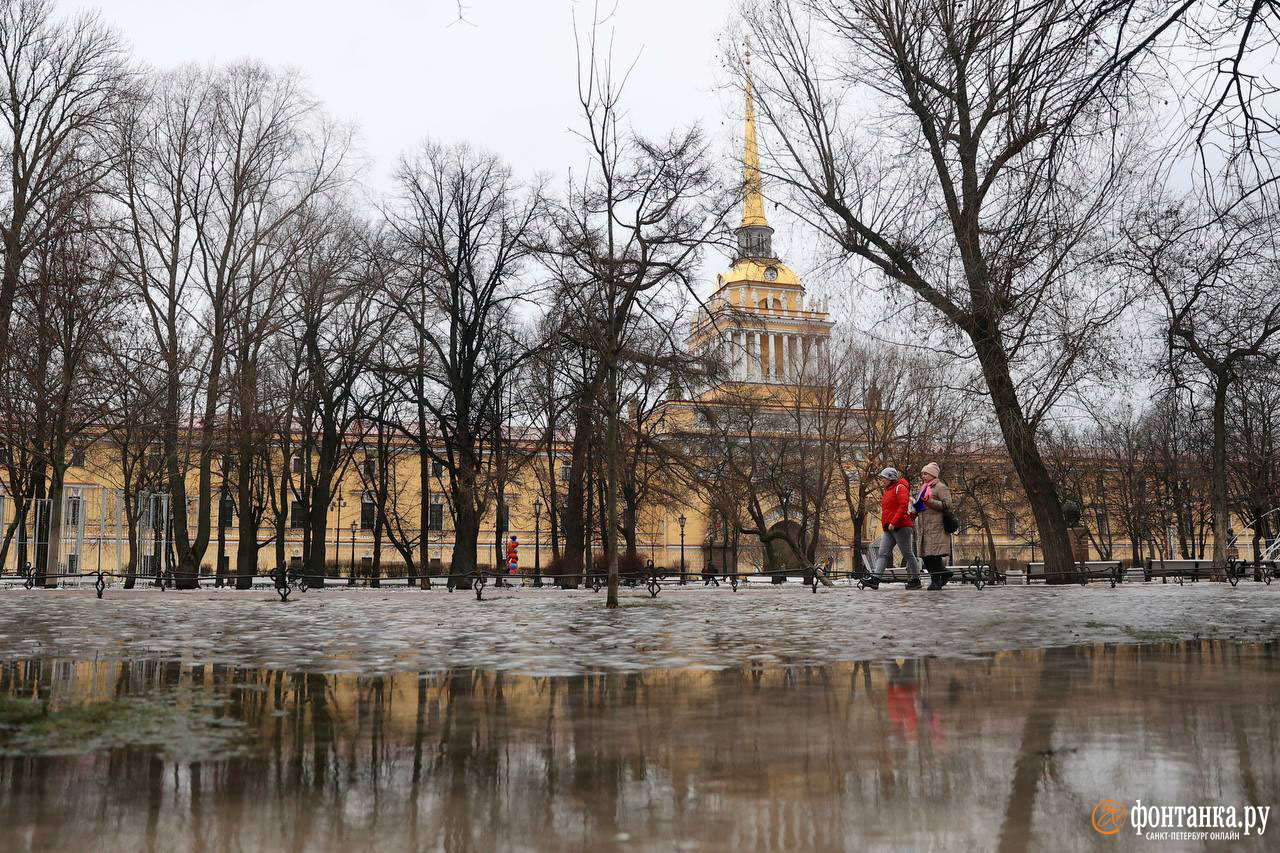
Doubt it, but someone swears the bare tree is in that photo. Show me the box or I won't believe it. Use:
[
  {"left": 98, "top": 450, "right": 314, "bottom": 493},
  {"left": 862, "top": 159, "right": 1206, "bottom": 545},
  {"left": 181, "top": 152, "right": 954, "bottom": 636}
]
[
  {"left": 0, "top": 0, "right": 131, "bottom": 363},
  {"left": 286, "top": 206, "right": 381, "bottom": 588},
  {"left": 1228, "top": 367, "right": 1280, "bottom": 568},
  {"left": 739, "top": 0, "right": 1149, "bottom": 579},
  {"left": 7, "top": 201, "right": 127, "bottom": 584},
  {"left": 383, "top": 141, "right": 541, "bottom": 589},
  {"left": 1125, "top": 195, "right": 1280, "bottom": 567},
  {"left": 116, "top": 62, "right": 348, "bottom": 587},
  {"left": 544, "top": 11, "right": 724, "bottom": 606}
]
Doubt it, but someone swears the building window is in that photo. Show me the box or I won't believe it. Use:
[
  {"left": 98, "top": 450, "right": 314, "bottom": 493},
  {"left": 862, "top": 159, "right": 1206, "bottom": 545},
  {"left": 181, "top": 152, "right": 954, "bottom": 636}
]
[
  {"left": 290, "top": 500, "right": 306, "bottom": 529},
  {"left": 559, "top": 463, "right": 571, "bottom": 481},
  {"left": 428, "top": 502, "right": 444, "bottom": 531},
  {"left": 1005, "top": 512, "right": 1016, "bottom": 537},
  {"left": 70, "top": 445, "right": 86, "bottom": 467},
  {"left": 1095, "top": 510, "right": 1110, "bottom": 540},
  {"left": 362, "top": 458, "right": 377, "bottom": 480},
  {"left": 360, "top": 496, "right": 376, "bottom": 530},
  {"left": 291, "top": 454, "right": 304, "bottom": 476},
  {"left": 431, "top": 460, "right": 444, "bottom": 477},
  {"left": 65, "top": 494, "right": 82, "bottom": 527},
  {"left": 148, "top": 495, "right": 166, "bottom": 530}
]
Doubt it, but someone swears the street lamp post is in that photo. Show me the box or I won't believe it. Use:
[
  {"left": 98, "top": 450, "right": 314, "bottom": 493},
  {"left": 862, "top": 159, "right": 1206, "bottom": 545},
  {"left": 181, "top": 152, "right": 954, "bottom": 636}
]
[
  {"left": 678, "top": 514, "right": 687, "bottom": 584},
  {"left": 349, "top": 521, "right": 357, "bottom": 587},
  {"left": 334, "top": 496, "right": 345, "bottom": 584},
  {"left": 533, "top": 499, "right": 542, "bottom": 588}
]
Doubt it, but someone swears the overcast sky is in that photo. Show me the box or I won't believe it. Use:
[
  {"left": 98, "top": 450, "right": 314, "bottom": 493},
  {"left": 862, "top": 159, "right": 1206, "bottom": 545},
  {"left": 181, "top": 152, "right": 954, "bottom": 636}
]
[
  {"left": 64, "top": 1, "right": 738, "bottom": 189},
  {"left": 60, "top": 0, "right": 854, "bottom": 308}
]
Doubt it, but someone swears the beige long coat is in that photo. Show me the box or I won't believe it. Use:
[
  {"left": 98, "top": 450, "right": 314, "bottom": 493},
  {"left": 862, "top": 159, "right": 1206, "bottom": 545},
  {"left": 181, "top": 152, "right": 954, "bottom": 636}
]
[{"left": 917, "top": 481, "right": 953, "bottom": 558}]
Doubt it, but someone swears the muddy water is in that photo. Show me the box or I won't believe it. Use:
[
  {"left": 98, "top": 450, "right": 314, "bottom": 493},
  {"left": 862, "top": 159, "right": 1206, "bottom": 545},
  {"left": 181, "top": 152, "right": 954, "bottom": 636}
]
[{"left": 1, "top": 642, "right": 1277, "bottom": 852}]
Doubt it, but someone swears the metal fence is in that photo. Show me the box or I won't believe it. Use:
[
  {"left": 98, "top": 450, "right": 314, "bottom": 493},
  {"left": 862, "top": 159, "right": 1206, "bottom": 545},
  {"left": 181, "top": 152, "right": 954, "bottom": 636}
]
[{"left": 0, "top": 488, "right": 170, "bottom": 581}]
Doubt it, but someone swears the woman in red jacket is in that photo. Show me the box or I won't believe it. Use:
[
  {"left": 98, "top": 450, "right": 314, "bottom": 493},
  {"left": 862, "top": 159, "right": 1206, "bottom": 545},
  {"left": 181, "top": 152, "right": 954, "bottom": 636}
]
[{"left": 863, "top": 467, "right": 924, "bottom": 590}]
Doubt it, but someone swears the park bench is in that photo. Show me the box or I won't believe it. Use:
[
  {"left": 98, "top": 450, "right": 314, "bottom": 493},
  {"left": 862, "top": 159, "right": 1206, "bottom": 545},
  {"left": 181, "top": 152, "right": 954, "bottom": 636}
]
[
  {"left": 1024, "top": 560, "right": 1123, "bottom": 586},
  {"left": 852, "top": 549, "right": 936, "bottom": 588},
  {"left": 947, "top": 560, "right": 1005, "bottom": 589},
  {"left": 1144, "top": 559, "right": 1250, "bottom": 585}
]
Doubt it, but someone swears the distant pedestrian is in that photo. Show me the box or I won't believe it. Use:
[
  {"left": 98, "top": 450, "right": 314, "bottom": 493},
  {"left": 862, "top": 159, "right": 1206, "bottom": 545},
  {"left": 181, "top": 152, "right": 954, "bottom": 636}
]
[
  {"left": 864, "top": 467, "right": 923, "bottom": 590},
  {"left": 913, "top": 462, "right": 954, "bottom": 590},
  {"left": 503, "top": 535, "right": 519, "bottom": 587},
  {"left": 702, "top": 561, "right": 719, "bottom": 586}
]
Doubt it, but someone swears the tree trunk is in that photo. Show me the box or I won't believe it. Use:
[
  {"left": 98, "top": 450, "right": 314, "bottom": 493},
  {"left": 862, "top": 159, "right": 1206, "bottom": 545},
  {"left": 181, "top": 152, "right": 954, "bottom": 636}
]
[
  {"left": 449, "top": 469, "right": 480, "bottom": 590},
  {"left": 0, "top": 225, "right": 24, "bottom": 366},
  {"left": 305, "top": 477, "right": 330, "bottom": 588},
  {"left": 216, "top": 503, "right": 227, "bottom": 588},
  {"left": 44, "top": 465, "right": 66, "bottom": 587},
  {"left": 1210, "top": 375, "right": 1230, "bottom": 573},
  {"left": 973, "top": 332, "right": 1075, "bottom": 582},
  {"left": 124, "top": 496, "right": 139, "bottom": 590},
  {"left": 235, "top": 446, "right": 256, "bottom": 590},
  {"left": 604, "top": 363, "right": 620, "bottom": 608},
  {"left": 163, "top": 364, "right": 194, "bottom": 588},
  {"left": 371, "top": 507, "right": 382, "bottom": 589},
  {"left": 559, "top": 390, "right": 595, "bottom": 588},
  {"left": 620, "top": 493, "right": 639, "bottom": 562},
  {"left": 418, "top": 439, "right": 431, "bottom": 589},
  {"left": 274, "top": 453, "right": 288, "bottom": 578}
]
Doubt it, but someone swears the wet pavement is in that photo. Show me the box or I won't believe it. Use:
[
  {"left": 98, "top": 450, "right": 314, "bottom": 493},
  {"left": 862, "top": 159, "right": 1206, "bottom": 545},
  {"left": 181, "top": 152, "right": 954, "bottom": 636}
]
[
  {"left": 0, "top": 583, "right": 1276, "bottom": 674},
  {"left": 0, "top": 586, "right": 1277, "bottom": 851}
]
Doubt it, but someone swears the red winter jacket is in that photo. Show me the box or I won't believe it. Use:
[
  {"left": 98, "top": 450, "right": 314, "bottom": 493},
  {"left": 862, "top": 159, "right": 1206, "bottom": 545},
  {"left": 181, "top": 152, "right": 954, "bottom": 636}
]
[{"left": 881, "top": 478, "right": 913, "bottom": 530}]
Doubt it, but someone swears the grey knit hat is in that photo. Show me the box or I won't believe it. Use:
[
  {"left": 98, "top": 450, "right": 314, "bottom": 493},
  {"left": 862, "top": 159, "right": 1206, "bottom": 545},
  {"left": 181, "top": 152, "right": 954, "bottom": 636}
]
[{"left": 878, "top": 467, "right": 900, "bottom": 481}]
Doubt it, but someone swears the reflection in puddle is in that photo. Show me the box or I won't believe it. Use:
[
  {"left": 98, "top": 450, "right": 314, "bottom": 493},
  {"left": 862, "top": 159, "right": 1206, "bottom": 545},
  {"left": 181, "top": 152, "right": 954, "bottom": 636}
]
[{"left": 1, "top": 642, "right": 1277, "bottom": 851}]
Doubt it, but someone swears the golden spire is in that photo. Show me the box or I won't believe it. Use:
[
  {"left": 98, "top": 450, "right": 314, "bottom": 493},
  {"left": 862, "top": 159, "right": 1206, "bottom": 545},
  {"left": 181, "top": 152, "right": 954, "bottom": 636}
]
[{"left": 742, "top": 51, "right": 769, "bottom": 229}]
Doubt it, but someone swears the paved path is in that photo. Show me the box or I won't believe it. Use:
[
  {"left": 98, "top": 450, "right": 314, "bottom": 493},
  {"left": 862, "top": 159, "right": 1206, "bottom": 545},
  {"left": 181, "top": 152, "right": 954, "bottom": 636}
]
[{"left": 0, "top": 583, "right": 1275, "bottom": 675}]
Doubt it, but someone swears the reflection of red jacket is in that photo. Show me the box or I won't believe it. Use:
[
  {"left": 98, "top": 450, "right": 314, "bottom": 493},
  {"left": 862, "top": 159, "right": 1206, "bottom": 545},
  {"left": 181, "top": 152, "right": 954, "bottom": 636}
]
[
  {"left": 886, "top": 684, "right": 919, "bottom": 736},
  {"left": 881, "top": 478, "right": 913, "bottom": 529}
]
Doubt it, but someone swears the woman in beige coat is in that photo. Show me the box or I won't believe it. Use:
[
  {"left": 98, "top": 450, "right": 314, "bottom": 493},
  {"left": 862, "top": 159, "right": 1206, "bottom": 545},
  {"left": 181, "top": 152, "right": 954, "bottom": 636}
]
[{"left": 912, "top": 462, "right": 954, "bottom": 590}]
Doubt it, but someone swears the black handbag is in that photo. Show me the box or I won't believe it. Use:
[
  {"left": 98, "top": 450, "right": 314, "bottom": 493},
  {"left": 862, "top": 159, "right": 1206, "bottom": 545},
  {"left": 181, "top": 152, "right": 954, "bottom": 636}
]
[{"left": 942, "top": 507, "right": 961, "bottom": 534}]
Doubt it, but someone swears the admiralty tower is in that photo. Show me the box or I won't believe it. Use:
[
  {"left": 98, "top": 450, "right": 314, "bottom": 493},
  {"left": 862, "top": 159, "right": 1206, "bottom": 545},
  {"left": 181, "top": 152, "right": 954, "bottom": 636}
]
[{"left": 685, "top": 64, "right": 834, "bottom": 389}]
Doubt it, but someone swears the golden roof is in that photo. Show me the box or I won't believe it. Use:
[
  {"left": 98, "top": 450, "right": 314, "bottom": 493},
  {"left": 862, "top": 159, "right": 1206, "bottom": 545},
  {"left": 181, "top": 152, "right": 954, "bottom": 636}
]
[{"left": 718, "top": 257, "right": 801, "bottom": 289}]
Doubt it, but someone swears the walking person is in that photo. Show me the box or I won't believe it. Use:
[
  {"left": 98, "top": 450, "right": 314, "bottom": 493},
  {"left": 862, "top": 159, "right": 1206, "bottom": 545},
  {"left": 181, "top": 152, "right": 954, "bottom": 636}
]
[
  {"left": 864, "top": 468, "right": 924, "bottom": 590},
  {"left": 502, "top": 534, "right": 519, "bottom": 587},
  {"left": 914, "top": 462, "right": 954, "bottom": 590}
]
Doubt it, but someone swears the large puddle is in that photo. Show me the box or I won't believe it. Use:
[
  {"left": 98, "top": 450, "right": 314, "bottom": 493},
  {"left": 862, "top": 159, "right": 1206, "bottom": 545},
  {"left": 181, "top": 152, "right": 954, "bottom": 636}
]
[{"left": 1, "top": 641, "right": 1277, "bottom": 851}]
